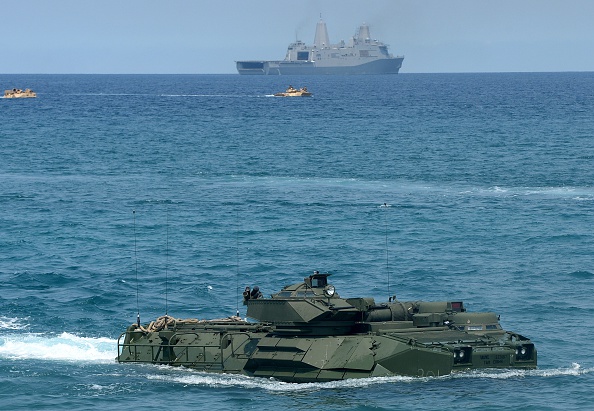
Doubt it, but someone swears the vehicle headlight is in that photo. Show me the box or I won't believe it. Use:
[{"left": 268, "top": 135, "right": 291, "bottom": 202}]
[
  {"left": 324, "top": 285, "right": 335, "bottom": 297},
  {"left": 515, "top": 344, "right": 533, "bottom": 361}
]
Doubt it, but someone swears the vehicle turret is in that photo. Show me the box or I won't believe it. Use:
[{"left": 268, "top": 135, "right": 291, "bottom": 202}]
[{"left": 243, "top": 271, "right": 503, "bottom": 336}]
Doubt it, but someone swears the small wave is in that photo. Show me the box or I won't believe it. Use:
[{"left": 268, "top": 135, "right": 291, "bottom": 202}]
[
  {"left": 0, "top": 316, "right": 30, "bottom": 330},
  {"left": 569, "top": 270, "right": 594, "bottom": 279},
  {"left": 0, "top": 332, "right": 117, "bottom": 363}
]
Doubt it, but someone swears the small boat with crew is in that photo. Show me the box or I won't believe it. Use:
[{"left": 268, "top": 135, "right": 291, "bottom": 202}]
[
  {"left": 274, "top": 86, "right": 312, "bottom": 97},
  {"left": 4, "top": 88, "right": 37, "bottom": 98}
]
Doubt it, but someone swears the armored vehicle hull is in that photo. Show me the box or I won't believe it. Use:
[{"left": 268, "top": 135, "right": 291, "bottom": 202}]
[
  {"left": 273, "top": 86, "right": 312, "bottom": 97},
  {"left": 117, "top": 273, "right": 536, "bottom": 382},
  {"left": 4, "top": 88, "right": 36, "bottom": 98}
]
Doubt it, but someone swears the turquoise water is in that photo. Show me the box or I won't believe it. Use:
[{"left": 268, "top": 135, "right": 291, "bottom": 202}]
[{"left": 1, "top": 73, "right": 593, "bottom": 410}]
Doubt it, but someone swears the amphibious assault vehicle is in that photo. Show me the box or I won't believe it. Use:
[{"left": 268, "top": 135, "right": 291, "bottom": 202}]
[
  {"left": 117, "top": 272, "right": 536, "bottom": 382},
  {"left": 4, "top": 88, "right": 36, "bottom": 98}
]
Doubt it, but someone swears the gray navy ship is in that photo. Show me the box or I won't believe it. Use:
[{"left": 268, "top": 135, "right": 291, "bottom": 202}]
[{"left": 236, "top": 19, "right": 404, "bottom": 75}]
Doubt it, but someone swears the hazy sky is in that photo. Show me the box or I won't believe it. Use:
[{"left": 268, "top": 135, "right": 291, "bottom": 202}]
[{"left": 2, "top": 0, "right": 593, "bottom": 74}]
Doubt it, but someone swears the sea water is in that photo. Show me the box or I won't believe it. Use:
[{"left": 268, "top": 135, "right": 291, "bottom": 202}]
[{"left": 1, "top": 73, "right": 593, "bottom": 410}]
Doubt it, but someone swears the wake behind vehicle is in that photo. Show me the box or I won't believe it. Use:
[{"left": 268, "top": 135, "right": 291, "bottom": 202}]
[{"left": 117, "top": 271, "right": 537, "bottom": 382}]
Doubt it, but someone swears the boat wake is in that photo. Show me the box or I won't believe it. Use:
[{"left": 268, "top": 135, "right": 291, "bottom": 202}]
[
  {"left": 0, "top": 331, "right": 116, "bottom": 363},
  {"left": 61, "top": 93, "right": 255, "bottom": 98},
  {"left": 450, "top": 363, "right": 589, "bottom": 379},
  {"left": 145, "top": 369, "right": 415, "bottom": 391},
  {"left": 142, "top": 363, "right": 591, "bottom": 392},
  {"left": 159, "top": 94, "right": 245, "bottom": 98}
]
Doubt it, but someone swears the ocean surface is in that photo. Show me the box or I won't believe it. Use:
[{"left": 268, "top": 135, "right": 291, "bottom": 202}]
[{"left": 1, "top": 72, "right": 593, "bottom": 410}]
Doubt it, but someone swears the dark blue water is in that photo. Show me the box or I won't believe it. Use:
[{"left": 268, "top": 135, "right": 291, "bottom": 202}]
[{"left": 1, "top": 73, "right": 593, "bottom": 410}]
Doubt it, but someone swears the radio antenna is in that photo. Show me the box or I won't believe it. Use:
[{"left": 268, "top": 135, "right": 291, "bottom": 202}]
[
  {"left": 165, "top": 205, "right": 169, "bottom": 316},
  {"left": 381, "top": 203, "right": 391, "bottom": 300},
  {"left": 235, "top": 210, "right": 240, "bottom": 317},
  {"left": 133, "top": 210, "right": 140, "bottom": 327}
]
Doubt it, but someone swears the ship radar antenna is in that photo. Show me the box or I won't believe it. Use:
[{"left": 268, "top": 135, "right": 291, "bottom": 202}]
[{"left": 133, "top": 210, "right": 141, "bottom": 327}]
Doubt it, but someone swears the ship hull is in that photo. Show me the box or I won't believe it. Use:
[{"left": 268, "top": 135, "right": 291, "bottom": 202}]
[{"left": 236, "top": 57, "right": 404, "bottom": 75}]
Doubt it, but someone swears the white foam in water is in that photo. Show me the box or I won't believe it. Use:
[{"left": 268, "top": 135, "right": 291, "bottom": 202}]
[
  {"left": 464, "top": 185, "right": 594, "bottom": 200},
  {"left": 451, "top": 363, "right": 591, "bottom": 380},
  {"left": 0, "top": 316, "right": 30, "bottom": 330},
  {"left": 0, "top": 332, "right": 117, "bottom": 363}
]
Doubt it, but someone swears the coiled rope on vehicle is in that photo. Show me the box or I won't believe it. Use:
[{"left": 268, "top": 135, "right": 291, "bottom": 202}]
[{"left": 135, "top": 315, "right": 244, "bottom": 332}]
